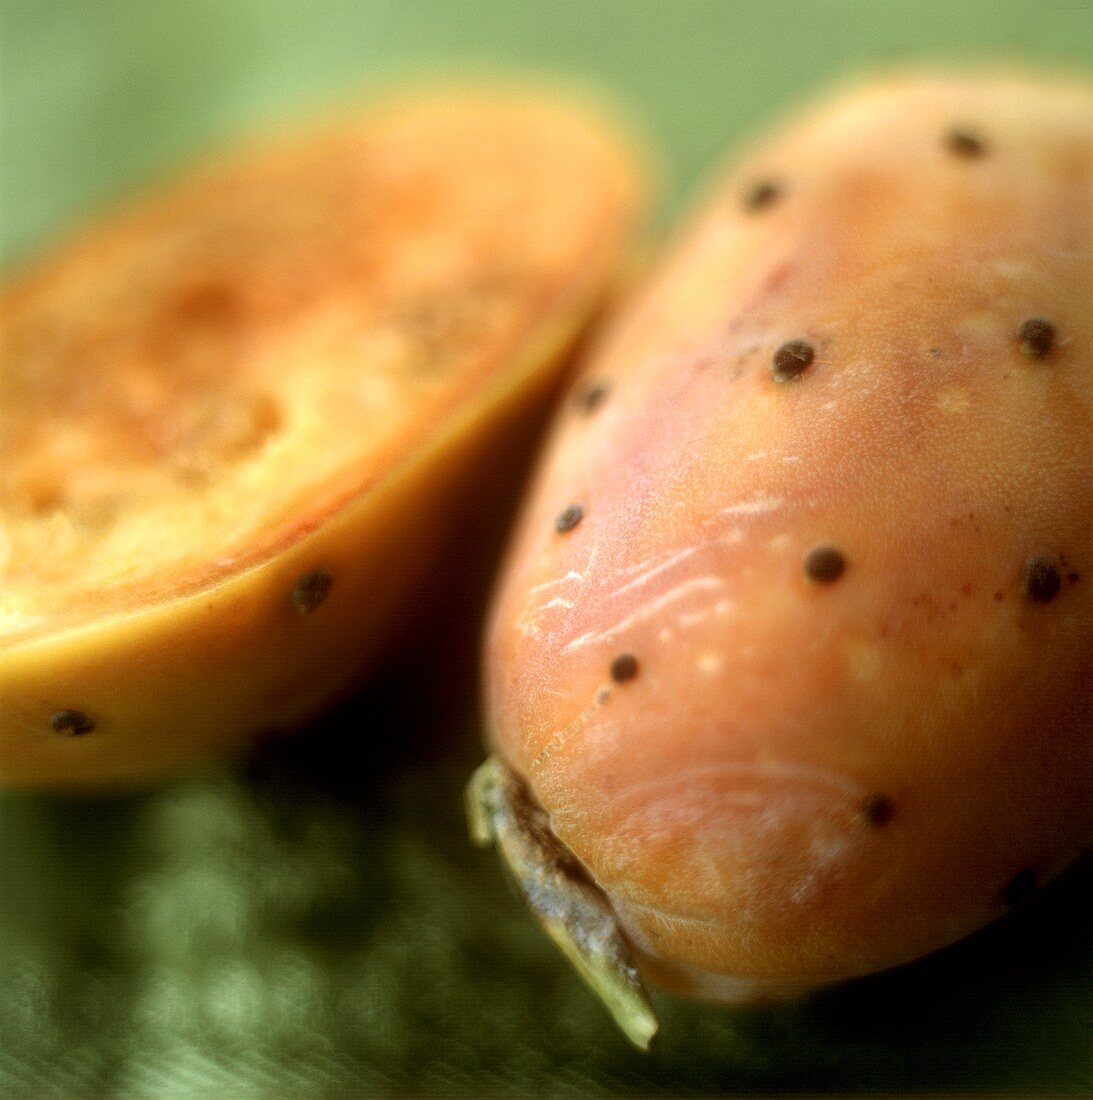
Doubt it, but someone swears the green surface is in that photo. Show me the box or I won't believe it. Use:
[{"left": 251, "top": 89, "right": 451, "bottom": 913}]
[{"left": 2, "top": 2, "right": 1092, "bottom": 1095}]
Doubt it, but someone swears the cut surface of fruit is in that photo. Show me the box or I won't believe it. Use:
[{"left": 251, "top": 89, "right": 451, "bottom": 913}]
[{"left": 0, "top": 88, "right": 645, "bottom": 784}]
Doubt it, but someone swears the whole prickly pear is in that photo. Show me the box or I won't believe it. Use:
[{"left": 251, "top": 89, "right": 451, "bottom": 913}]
[{"left": 471, "top": 71, "right": 1093, "bottom": 1047}]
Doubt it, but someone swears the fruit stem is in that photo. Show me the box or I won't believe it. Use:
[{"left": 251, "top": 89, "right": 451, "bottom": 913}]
[{"left": 466, "top": 754, "right": 659, "bottom": 1050}]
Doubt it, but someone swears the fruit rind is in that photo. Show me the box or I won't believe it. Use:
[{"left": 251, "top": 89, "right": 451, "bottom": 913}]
[{"left": 479, "top": 69, "right": 1093, "bottom": 1023}]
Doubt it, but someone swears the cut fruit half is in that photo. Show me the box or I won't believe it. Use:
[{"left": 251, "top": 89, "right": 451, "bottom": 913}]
[{"left": 0, "top": 88, "right": 646, "bottom": 785}]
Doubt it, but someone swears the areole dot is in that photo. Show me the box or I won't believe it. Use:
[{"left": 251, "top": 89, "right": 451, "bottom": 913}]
[
  {"left": 610, "top": 653, "right": 640, "bottom": 683},
  {"left": 744, "top": 179, "right": 782, "bottom": 212},
  {"left": 292, "top": 568, "right": 334, "bottom": 614},
  {"left": 1017, "top": 317, "right": 1055, "bottom": 360},
  {"left": 555, "top": 503, "right": 584, "bottom": 534},
  {"left": 772, "top": 339, "right": 815, "bottom": 382},
  {"left": 861, "top": 794, "right": 894, "bottom": 828},
  {"left": 946, "top": 127, "right": 987, "bottom": 157},
  {"left": 1022, "top": 556, "right": 1061, "bottom": 603},
  {"left": 51, "top": 709, "right": 95, "bottom": 737},
  {"left": 575, "top": 380, "right": 611, "bottom": 414},
  {"left": 804, "top": 545, "right": 846, "bottom": 584}
]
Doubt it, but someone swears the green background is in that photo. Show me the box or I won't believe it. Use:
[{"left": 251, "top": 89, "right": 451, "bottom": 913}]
[{"left": 1, "top": 2, "right": 1092, "bottom": 1095}]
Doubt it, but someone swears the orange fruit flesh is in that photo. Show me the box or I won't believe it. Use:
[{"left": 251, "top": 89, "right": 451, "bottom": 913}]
[{"left": 0, "top": 90, "right": 646, "bottom": 785}]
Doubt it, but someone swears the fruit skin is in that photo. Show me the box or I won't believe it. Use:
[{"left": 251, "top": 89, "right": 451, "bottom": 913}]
[
  {"left": 483, "top": 71, "right": 1093, "bottom": 1004},
  {"left": 0, "top": 89, "right": 646, "bottom": 786}
]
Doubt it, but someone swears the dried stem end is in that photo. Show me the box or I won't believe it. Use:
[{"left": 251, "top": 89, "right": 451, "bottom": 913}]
[{"left": 466, "top": 755, "right": 659, "bottom": 1050}]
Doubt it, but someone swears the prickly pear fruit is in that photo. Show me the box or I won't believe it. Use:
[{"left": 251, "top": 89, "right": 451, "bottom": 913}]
[
  {"left": 0, "top": 89, "right": 644, "bottom": 786},
  {"left": 471, "top": 71, "right": 1093, "bottom": 1046}
]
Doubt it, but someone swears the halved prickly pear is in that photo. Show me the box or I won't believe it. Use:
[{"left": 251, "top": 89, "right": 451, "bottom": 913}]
[
  {"left": 473, "top": 71, "right": 1093, "bottom": 1046},
  {"left": 0, "top": 89, "right": 645, "bottom": 786}
]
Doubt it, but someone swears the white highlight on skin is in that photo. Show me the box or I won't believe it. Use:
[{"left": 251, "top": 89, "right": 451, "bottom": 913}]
[
  {"left": 696, "top": 651, "right": 724, "bottom": 675},
  {"left": 520, "top": 485, "right": 786, "bottom": 645},
  {"left": 524, "top": 569, "right": 586, "bottom": 596},
  {"left": 677, "top": 598, "right": 735, "bottom": 629},
  {"left": 518, "top": 534, "right": 606, "bottom": 637},
  {"left": 792, "top": 832, "right": 852, "bottom": 903},
  {"left": 612, "top": 545, "right": 698, "bottom": 597},
  {"left": 519, "top": 571, "right": 587, "bottom": 635},
  {"left": 718, "top": 495, "right": 784, "bottom": 517},
  {"left": 540, "top": 596, "right": 575, "bottom": 611},
  {"left": 564, "top": 575, "right": 726, "bottom": 652}
]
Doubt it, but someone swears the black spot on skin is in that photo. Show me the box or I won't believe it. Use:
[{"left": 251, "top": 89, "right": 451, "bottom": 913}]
[
  {"left": 1018, "top": 317, "right": 1056, "bottom": 360},
  {"left": 772, "top": 339, "right": 815, "bottom": 382},
  {"left": 804, "top": 545, "right": 846, "bottom": 584},
  {"left": 292, "top": 569, "right": 333, "bottom": 614},
  {"left": 744, "top": 179, "right": 782, "bottom": 212},
  {"left": 861, "top": 794, "right": 894, "bottom": 827},
  {"left": 51, "top": 710, "right": 95, "bottom": 737},
  {"left": 575, "top": 380, "right": 610, "bottom": 414},
  {"left": 946, "top": 128, "right": 987, "bottom": 157},
  {"left": 555, "top": 504, "right": 584, "bottom": 534},
  {"left": 1068, "top": 572, "right": 1081, "bottom": 584},
  {"left": 1023, "top": 556, "right": 1062, "bottom": 603},
  {"left": 1001, "top": 869, "right": 1037, "bottom": 908},
  {"left": 609, "top": 653, "right": 639, "bottom": 683},
  {"left": 928, "top": 347, "right": 942, "bottom": 358}
]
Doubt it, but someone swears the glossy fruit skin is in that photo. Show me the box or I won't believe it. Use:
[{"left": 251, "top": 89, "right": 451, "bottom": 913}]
[
  {"left": 484, "top": 72, "right": 1093, "bottom": 1001},
  {"left": 0, "top": 90, "right": 645, "bottom": 786}
]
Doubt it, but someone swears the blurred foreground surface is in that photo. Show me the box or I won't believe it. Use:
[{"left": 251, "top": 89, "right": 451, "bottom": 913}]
[{"left": 2, "top": 1, "right": 1092, "bottom": 1095}]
